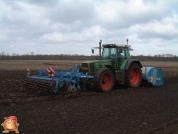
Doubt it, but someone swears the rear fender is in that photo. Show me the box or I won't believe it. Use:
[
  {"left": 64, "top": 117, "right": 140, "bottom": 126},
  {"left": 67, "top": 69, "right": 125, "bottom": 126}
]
[{"left": 125, "top": 59, "right": 142, "bottom": 70}]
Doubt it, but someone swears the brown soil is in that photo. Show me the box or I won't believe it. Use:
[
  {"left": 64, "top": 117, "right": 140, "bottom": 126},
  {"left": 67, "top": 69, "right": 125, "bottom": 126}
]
[{"left": 0, "top": 61, "right": 178, "bottom": 134}]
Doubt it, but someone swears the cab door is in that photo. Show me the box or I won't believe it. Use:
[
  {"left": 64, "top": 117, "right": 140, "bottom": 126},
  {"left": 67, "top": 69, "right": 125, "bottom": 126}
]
[
  {"left": 115, "top": 47, "right": 127, "bottom": 84},
  {"left": 116, "top": 47, "right": 126, "bottom": 68}
]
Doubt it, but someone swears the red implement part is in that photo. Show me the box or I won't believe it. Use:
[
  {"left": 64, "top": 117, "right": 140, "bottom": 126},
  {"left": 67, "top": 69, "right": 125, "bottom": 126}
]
[
  {"left": 27, "top": 67, "right": 30, "bottom": 75},
  {"left": 47, "top": 67, "right": 55, "bottom": 77}
]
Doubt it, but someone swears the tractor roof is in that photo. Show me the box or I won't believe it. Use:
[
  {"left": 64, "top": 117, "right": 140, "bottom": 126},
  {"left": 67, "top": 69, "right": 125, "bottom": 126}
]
[{"left": 102, "top": 44, "right": 131, "bottom": 48}]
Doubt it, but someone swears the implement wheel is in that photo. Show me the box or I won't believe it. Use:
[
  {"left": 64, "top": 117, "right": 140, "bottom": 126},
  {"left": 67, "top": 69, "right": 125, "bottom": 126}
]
[
  {"left": 68, "top": 84, "right": 77, "bottom": 92},
  {"left": 125, "top": 63, "right": 142, "bottom": 88},
  {"left": 94, "top": 68, "right": 115, "bottom": 91}
]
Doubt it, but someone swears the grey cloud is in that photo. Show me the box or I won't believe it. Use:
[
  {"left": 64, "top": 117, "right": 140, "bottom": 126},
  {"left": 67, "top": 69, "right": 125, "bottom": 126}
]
[
  {"left": 17, "top": 0, "right": 59, "bottom": 7},
  {"left": 0, "top": 0, "right": 177, "bottom": 56},
  {"left": 98, "top": 8, "right": 169, "bottom": 31},
  {"left": 137, "top": 30, "right": 178, "bottom": 40}
]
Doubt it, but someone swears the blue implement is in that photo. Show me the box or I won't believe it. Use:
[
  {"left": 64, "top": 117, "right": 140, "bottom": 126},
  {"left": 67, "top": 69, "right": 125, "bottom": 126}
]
[
  {"left": 26, "top": 65, "right": 93, "bottom": 92},
  {"left": 141, "top": 67, "right": 164, "bottom": 86}
]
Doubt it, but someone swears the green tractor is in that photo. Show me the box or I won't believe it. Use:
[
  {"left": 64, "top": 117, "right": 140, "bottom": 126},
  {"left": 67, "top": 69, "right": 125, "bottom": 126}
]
[
  {"left": 25, "top": 40, "right": 164, "bottom": 93},
  {"left": 81, "top": 40, "right": 142, "bottom": 91}
]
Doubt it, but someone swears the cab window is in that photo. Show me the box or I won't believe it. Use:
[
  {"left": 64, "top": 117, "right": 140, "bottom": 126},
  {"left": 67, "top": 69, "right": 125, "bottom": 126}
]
[{"left": 117, "top": 48, "right": 125, "bottom": 58}]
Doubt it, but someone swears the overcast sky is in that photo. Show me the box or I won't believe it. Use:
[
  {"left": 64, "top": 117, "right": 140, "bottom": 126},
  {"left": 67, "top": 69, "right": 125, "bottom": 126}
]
[{"left": 0, "top": 0, "right": 178, "bottom": 56}]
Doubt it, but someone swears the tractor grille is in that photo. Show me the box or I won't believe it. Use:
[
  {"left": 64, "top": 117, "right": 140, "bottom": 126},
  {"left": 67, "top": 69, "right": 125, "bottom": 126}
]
[{"left": 89, "top": 63, "right": 95, "bottom": 72}]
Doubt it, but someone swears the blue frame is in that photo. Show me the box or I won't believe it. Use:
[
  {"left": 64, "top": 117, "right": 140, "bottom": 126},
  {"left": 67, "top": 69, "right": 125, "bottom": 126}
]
[{"left": 26, "top": 65, "right": 93, "bottom": 92}]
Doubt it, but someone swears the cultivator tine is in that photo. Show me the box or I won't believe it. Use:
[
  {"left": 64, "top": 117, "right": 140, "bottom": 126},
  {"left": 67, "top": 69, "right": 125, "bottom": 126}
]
[{"left": 24, "top": 78, "right": 55, "bottom": 91}]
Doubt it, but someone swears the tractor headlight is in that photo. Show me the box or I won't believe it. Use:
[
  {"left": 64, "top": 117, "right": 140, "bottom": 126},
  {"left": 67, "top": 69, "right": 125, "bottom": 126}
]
[{"left": 82, "top": 63, "right": 89, "bottom": 71}]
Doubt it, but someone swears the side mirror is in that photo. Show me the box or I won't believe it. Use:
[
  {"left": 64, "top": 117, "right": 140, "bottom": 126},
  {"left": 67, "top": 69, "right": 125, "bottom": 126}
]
[{"left": 92, "top": 49, "right": 94, "bottom": 54}]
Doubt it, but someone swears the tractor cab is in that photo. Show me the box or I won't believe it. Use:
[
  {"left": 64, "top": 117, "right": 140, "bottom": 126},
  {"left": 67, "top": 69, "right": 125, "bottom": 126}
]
[
  {"left": 99, "top": 44, "right": 133, "bottom": 70},
  {"left": 102, "top": 44, "right": 132, "bottom": 60}
]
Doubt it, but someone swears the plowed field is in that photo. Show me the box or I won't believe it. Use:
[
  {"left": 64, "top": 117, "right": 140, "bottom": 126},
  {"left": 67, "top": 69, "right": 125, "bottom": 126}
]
[{"left": 0, "top": 60, "right": 178, "bottom": 134}]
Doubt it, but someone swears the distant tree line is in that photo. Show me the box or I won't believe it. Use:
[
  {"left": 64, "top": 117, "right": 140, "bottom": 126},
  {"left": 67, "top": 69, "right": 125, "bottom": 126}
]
[
  {"left": 0, "top": 52, "right": 178, "bottom": 61},
  {"left": 0, "top": 54, "right": 98, "bottom": 60},
  {"left": 131, "top": 55, "right": 178, "bottom": 61}
]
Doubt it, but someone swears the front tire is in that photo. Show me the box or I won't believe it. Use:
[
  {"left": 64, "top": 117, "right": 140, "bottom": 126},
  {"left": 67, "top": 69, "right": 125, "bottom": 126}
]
[
  {"left": 125, "top": 63, "right": 142, "bottom": 88},
  {"left": 94, "top": 68, "right": 115, "bottom": 91}
]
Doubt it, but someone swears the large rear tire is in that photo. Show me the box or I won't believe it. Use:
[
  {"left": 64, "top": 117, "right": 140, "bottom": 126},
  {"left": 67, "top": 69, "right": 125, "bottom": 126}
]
[
  {"left": 125, "top": 63, "right": 142, "bottom": 88},
  {"left": 94, "top": 68, "right": 115, "bottom": 91}
]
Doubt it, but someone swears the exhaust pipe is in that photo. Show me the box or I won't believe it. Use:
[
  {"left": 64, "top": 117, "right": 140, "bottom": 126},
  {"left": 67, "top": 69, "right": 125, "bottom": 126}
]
[
  {"left": 91, "top": 40, "right": 102, "bottom": 60},
  {"left": 99, "top": 40, "right": 102, "bottom": 60}
]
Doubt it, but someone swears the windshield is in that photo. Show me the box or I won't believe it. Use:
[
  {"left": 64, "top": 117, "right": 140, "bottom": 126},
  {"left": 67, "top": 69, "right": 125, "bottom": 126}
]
[
  {"left": 102, "top": 48, "right": 116, "bottom": 59},
  {"left": 102, "top": 47, "right": 127, "bottom": 59}
]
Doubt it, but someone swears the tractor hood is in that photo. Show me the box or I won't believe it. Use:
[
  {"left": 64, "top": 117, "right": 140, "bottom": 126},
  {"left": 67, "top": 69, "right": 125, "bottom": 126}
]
[
  {"left": 82, "top": 59, "right": 112, "bottom": 64},
  {"left": 81, "top": 59, "right": 112, "bottom": 74}
]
